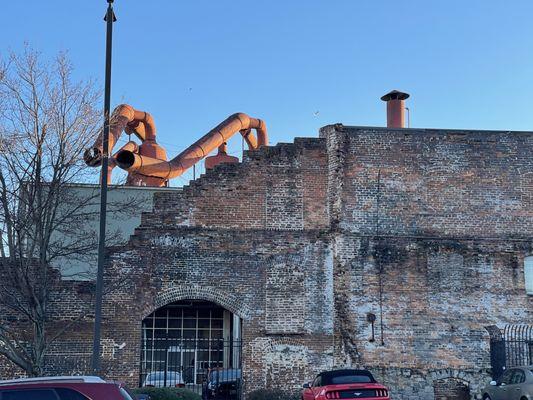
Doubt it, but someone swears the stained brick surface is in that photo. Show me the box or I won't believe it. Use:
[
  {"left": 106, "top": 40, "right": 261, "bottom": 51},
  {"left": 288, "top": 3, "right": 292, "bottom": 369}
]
[
  {"left": 1, "top": 126, "right": 531, "bottom": 400},
  {"left": 434, "top": 378, "right": 470, "bottom": 400}
]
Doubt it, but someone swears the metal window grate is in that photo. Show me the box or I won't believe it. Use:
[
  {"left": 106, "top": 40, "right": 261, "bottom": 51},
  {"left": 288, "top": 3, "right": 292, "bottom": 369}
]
[
  {"left": 488, "top": 324, "right": 533, "bottom": 379},
  {"left": 503, "top": 325, "right": 533, "bottom": 368},
  {"left": 139, "top": 337, "right": 242, "bottom": 400}
]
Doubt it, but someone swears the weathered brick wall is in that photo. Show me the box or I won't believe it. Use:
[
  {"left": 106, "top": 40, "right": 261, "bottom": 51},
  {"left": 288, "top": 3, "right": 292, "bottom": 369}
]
[
  {"left": 321, "top": 126, "right": 532, "bottom": 238},
  {"left": 332, "top": 237, "right": 532, "bottom": 365},
  {"left": 0, "top": 272, "right": 95, "bottom": 379},
  {"left": 145, "top": 137, "right": 328, "bottom": 231},
  {"left": 322, "top": 125, "right": 532, "bottom": 399},
  {"left": 93, "top": 228, "right": 335, "bottom": 389},
  {"left": 1, "top": 124, "right": 531, "bottom": 400},
  {"left": 329, "top": 236, "right": 532, "bottom": 399},
  {"left": 433, "top": 377, "right": 470, "bottom": 400},
  {"left": 73, "top": 137, "right": 333, "bottom": 388}
]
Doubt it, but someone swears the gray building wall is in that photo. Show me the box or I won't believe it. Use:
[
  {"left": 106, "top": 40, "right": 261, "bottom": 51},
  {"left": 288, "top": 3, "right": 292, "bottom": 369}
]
[{"left": 52, "top": 184, "right": 180, "bottom": 278}]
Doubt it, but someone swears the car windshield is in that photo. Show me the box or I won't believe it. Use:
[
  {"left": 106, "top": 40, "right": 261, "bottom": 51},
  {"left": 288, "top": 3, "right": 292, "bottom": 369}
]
[
  {"left": 210, "top": 370, "right": 241, "bottom": 382},
  {"left": 321, "top": 370, "right": 376, "bottom": 385}
]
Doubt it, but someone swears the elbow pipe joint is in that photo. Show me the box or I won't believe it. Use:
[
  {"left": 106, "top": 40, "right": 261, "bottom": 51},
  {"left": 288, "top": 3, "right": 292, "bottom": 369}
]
[{"left": 84, "top": 104, "right": 156, "bottom": 166}]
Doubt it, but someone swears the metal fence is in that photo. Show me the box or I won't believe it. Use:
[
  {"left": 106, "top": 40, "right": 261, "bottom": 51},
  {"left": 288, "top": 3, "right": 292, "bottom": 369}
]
[
  {"left": 503, "top": 325, "right": 533, "bottom": 368},
  {"left": 139, "top": 338, "right": 242, "bottom": 399},
  {"left": 488, "top": 325, "right": 532, "bottom": 379}
]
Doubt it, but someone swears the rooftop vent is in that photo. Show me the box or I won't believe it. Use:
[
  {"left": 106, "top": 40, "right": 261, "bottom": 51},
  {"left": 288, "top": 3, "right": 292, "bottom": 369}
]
[{"left": 381, "top": 90, "right": 410, "bottom": 128}]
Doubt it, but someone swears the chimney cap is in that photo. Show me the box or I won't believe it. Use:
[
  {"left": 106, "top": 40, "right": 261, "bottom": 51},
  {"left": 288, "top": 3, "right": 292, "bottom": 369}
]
[{"left": 381, "top": 90, "right": 410, "bottom": 102}]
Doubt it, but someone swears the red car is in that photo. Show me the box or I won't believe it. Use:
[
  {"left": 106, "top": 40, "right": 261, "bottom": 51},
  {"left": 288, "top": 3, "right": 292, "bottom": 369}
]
[
  {"left": 0, "top": 376, "right": 136, "bottom": 400},
  {"left": 302, "top": 369, "right": 390, "bottom": 400}
]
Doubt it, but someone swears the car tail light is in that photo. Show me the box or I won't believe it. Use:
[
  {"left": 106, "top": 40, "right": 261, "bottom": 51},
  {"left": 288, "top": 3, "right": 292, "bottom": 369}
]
[
  {"left": 325, "top": 391, "right": 340, "bottom": 399},
  {"left": 376, "top": 389, "right": 389, "bottom": 397},
  {"left": 175, "top": 383, "right": 185, "bottom": 388}
]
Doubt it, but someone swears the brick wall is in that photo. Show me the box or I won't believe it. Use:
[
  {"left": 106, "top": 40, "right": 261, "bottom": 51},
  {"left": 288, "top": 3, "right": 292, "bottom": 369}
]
[
  {"left": 146, "top": 137, "right": 328, "bottom": 231},
  {"left": 86, "top": 136, "right": 333, "bottom": 389},
  {"left": 322, "top": 125, "right": 532, "bottom": 399},
  {"left": 433, "top": 377, "right": 470, "bottom": 400},
  {"left": 1, "top": 125, "right": 531, "bottom": 400},
  {"left": 321, "top": 126, "right": 532, "bottom": 238}
]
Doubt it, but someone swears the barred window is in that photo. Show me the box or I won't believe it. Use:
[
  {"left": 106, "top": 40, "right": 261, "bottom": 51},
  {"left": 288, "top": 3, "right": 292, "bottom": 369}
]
[{"left": 525, "top": 256, "right": 533, "bottom": 295}]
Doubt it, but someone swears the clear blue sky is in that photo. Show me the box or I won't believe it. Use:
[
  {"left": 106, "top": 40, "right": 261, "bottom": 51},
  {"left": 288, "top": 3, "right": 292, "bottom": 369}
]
[{"left": 2, "top": 0, "right": 533, "bottom": 185}]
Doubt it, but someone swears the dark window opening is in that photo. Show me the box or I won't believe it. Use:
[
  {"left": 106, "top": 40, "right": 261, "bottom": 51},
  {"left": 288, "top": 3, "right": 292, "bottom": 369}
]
[{"left": 140, "top": 299, "right": 242, "bottom": 397}]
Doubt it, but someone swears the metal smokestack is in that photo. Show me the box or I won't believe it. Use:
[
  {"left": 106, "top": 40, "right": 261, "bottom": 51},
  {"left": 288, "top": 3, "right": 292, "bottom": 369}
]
[{"left": 381, "top": 90, "right": 410, "bottom": 128}]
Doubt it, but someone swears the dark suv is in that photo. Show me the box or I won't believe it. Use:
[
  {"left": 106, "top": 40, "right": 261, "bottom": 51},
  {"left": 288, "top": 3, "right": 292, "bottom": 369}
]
[{"left": 0, "top": 376, "right": 136, "bottom": 399}]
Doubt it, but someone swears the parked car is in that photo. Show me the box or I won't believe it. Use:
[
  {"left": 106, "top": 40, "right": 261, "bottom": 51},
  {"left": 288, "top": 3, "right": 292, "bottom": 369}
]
[
  {"left": 482, "top": 365, "right": 533, "bottom": 400},
  {"left": 143, "top": 371, "right": 185, "bottom": 387},
  {"left": 0, "top": 375, "right": 136, "bottom": 400},
  {"left": 202, "top": 368, "right": 242, "bottom": 400},
  {"left": 302, "top": 369, "right": 390, "bottom": 400}
]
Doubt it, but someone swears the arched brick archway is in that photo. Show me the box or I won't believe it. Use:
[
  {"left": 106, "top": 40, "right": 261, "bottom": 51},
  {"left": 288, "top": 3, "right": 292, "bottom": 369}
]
[
  {"left": 146, "top": 284, "right": 252, "bottom": 320},
  {"left": 140, "top": 285, "right": 248, "bottom": 395}
]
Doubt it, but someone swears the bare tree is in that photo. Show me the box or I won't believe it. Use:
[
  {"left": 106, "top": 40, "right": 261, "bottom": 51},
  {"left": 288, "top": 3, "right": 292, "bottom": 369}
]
[{"left": 0, "top": 47, "right": 105, "bottom": 376}]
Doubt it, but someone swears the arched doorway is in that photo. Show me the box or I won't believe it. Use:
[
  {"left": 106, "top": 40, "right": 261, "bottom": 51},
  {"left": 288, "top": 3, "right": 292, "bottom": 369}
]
[{"left": 140, "top": 299, "right": 242, "bottom": 393}]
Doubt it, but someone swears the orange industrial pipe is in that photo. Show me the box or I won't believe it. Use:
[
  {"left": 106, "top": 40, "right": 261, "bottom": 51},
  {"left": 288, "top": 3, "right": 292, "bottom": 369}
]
[
  {"left": 84, "top": 104, "right": 168, "bottom": 186},
  {"left": 84, "top": 104, "right": 157, "bottom": 167},
  {"left": 115, "top": 112, "right": 268, "bottom": 180},
  {"left": 103, "top": 141, "right": 139, "bottom": 184}
]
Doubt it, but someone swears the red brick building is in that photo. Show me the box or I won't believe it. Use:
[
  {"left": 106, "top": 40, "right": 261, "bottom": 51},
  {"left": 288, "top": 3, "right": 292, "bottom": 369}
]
[{"left": 1, "top": 123, "right": 532, "bottom": 400}]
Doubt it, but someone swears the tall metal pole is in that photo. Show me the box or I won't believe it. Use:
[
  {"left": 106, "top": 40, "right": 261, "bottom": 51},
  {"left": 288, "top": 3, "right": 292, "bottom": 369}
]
[{"left": 92, "top": 0, "right": 116, "bottom": 373}]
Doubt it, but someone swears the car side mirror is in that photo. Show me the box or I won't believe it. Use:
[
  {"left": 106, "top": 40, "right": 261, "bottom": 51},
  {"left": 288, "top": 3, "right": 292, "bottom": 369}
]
[
  {"left": 303, "top": 383, "right": 310, "bottom": 389},
  {"left": 490, "top": 380, "right": 497, "bottom": 386}
]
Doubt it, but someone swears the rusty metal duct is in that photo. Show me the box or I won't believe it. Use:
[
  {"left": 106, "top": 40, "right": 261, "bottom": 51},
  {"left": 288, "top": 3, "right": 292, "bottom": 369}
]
[
  {"left": 105, "top": 141, "right": 139, "bottom": 184},
  {"left": 84, "top": 104, "right": 170, "bottom": 186},
  {"left": 115, "top": 112, "right": 268, "bottom": 181},
  {"left": 381, "top": 90, "right": 410, "bottom": 128},
  {"left": 204, "top": 142, "right": 239, "bottom": 170},
  {"left": 85, "top": 104, "right": 157, "bottom": 166}
]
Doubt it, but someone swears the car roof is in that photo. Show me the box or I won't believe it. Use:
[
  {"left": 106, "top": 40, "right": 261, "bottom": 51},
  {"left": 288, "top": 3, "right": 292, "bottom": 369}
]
[
  {"left": 0, "top": 376, "right": 106, "bottom": 386},
  {"left": 319, "top": 369, "right": 374, "bottom": 377}
]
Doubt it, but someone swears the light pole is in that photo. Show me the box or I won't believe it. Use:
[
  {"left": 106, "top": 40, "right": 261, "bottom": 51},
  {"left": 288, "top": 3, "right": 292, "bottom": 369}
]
[{"left": 92, "top": 0, "right": 116, "bottom": 374}]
